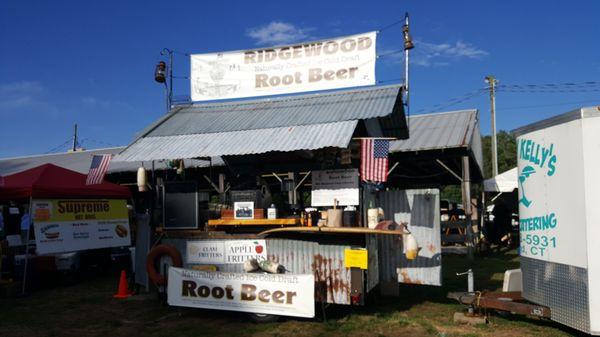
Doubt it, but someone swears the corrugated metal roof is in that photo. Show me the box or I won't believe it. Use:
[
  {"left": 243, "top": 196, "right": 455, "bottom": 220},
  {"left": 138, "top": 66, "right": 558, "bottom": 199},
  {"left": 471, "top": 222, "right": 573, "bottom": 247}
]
[
  {"left": 390, "top": 109, "right": 478, "bottom": 153},
  {"left": 0, "top": 147, "right": 223, "bottom": 176},
  {"left": 149, "top": 84, "right": 402, "bottom": 137},
  {"left": 117, "top": 85, "right": 404, "bottom": 161},
  {"left": 116, "top": 121, "right": 357, "bottom": 162}
]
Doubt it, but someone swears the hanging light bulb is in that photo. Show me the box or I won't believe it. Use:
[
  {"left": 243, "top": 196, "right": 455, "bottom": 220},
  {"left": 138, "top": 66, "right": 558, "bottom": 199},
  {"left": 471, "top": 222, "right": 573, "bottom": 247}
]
[{"left": 154, "top": 61, "right": 167, "bottom": 83}]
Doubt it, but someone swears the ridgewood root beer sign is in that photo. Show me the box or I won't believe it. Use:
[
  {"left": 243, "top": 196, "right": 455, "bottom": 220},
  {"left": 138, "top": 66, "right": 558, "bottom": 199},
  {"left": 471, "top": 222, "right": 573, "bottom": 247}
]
[
  {"left": 168, "top": 267, "right": 315, "bottom": 318},
  {"left": 32, "top": 199, "right": 131, "bottom": 254},
  {"left": 190, "top": 31, "right": 376, "bottom": 101}
]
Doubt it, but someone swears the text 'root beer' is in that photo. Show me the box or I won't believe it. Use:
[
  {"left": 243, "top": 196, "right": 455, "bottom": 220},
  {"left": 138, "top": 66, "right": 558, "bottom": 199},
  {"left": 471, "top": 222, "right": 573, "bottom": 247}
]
[{"left": 181, "top": 280, "right": 297, "bottom": 305}]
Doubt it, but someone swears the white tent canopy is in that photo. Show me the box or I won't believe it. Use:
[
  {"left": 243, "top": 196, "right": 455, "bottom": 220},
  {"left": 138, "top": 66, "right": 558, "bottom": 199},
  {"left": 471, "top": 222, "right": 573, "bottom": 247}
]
[{"left": 483, "top": 167, "right": 518, "bottom": 192}]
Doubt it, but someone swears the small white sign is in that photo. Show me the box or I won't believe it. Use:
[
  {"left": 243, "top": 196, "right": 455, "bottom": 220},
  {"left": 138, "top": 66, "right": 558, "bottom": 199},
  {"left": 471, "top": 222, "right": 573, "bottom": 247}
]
[
  {"left": 168, "top": 267, "right": 315, "bottom": 318},
  {"left": 187, "top": 240, "right": 267, "bottom": 264},
  {"left": 311, "top": 169, "right": 359, "bottom": 206}
]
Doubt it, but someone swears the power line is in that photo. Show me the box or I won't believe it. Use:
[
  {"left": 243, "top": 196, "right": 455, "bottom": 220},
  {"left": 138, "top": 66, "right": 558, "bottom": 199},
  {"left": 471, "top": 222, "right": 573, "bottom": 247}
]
[
  {"left": 377, "top": 19, "right": 404, "bottom": 33},
  {"left": 377, "top": 49, "right": 404, "bottom": 59},
  {"left": 166, "top": 17, "right": 410, "bottom": 60},
  {"left": 377, "top": 78, "right": 403, "bottom": 84},
  {"left": 500, "top": 99, "right": 600, "bottom": 111},
  {"left": 414, "top": 89, "right": 486, "bottom": 114},
  {"left": 496, "top": 80, "right": 600, "bottom": 93},
  {"left": 44, "top": 139, "right": 73, "bottom": 154}
]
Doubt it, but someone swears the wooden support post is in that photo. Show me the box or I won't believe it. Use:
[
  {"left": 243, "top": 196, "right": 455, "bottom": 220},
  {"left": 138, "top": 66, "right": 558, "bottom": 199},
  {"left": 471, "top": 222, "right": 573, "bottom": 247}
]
[
  {"left": 461, "top": 156, "right": 474, "bottom": 260},
  {"left": 218, "top": 173, "right": 225, "bottom": 203},
  {"left": 288, "top": 172, "right": 296, "bottom": 205}
]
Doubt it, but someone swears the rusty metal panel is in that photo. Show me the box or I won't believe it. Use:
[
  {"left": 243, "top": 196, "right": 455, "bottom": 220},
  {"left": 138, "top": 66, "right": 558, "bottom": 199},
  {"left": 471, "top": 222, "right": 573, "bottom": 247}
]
[
  {"left": 162, "top": 237, "right": 353, "bottom": 305},
  {"left": 266, "top": 239, "right": 352, "bottom": 305},
  {"left": 377, "top": 189, "right": 442, "bottom": 286}
]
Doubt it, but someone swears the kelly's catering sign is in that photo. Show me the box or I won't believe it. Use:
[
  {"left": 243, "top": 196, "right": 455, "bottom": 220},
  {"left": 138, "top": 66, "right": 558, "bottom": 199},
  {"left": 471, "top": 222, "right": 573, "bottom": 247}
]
[
  {"left": 168, "top": 267, "right": 315, "bottom": 318},
  {"left": 517, "top": 119, "right": 584, "bottom": 268},
  {"left": 32, "top": 199, "right": 131, "bottom": 254},
  {"left": 187, "top": 240, "right": 267, "bottom": 264},
  {"left": 190, "top": 31, "right": 376, "bottom": 101}
]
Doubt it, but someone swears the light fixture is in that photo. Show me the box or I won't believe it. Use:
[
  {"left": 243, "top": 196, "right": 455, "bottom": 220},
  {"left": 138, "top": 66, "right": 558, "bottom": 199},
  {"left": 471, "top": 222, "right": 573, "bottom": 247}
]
[
  {"left": 154, "top": 61, "right": 167, "bottom": 83},
  {"left": 402, "top": 24, "right": 414, "bottom": 50}
]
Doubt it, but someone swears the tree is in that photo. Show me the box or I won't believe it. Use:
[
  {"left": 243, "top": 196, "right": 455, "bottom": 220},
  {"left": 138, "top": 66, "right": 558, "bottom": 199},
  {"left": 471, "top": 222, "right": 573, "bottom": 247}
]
[
  {"left": 482, "top": 131, "right": 517, "bottom": 179},
  {"left": 440, "top": 131, "right": 517, "bottom": 203}
]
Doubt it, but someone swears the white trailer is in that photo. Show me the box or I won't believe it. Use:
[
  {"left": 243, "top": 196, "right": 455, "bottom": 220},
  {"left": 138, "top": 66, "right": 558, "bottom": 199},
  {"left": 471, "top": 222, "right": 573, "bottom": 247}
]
[{"left": 513, "top": 106, "right": 600, "bottom": 334}]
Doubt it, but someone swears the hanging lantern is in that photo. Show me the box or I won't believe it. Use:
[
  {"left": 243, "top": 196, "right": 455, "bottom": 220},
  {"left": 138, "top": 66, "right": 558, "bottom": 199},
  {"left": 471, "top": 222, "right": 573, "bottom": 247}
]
[
  {"left": 137, "top": 167, "right": 147, "bottom": 192},
  {"left": 402, "top": 24, "right": 415, "bottom": 50},
  {"left": 154, "top": 61, "right": 167, "bottom": 83}
]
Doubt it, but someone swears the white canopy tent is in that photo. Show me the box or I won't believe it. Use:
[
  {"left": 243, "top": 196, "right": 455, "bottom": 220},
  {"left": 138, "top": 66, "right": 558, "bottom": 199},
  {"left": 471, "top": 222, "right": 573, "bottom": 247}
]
[{"left": 483, "top": 167, "right": 518, "bottom": 193}]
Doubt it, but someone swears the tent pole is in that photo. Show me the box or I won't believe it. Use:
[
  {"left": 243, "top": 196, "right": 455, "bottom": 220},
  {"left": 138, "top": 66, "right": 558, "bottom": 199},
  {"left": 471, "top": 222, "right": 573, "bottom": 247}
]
[{"left": 22, "top": 197, "right": 33, "bottom": 295}]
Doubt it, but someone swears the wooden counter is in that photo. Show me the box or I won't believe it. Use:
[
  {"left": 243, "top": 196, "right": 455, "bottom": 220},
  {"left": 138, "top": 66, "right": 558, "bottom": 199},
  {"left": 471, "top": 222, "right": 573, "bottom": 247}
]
[{"left": 207, "top": 218, "right": 302, "bottom": 227}]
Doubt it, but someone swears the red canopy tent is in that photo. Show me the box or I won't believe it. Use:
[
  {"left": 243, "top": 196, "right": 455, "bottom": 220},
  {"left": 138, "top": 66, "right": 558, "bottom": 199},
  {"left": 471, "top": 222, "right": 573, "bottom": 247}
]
[{"left": 0, "top": 163, "right": 131, "bottom": 201}]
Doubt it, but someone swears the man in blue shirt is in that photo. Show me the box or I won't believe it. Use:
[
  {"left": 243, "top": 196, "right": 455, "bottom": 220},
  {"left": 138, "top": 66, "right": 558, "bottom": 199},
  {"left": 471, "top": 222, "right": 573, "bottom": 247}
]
[{"left": 20, "top": 208, "right": 31, "bottom": 244}]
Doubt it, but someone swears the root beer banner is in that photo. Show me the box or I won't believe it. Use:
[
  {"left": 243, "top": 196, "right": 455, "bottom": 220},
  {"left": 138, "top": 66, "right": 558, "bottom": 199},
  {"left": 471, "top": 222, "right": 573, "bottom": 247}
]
[
  {"left": 168, "top": 267, "right": 315, "bottom": 318},
  {"left": 32, "top": 199, "right": 131, "bottom": 254},
  {"left": 190, "top": 31, "right": 376, "bottom": 101}
]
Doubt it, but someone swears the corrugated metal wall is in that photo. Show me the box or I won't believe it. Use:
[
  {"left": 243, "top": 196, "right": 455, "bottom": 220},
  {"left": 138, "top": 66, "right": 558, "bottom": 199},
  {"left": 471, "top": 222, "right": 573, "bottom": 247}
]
[
  {"left": 162, "top": 237, "right": 354, "bottom": 305},
  {"left": 376, "top": 189, "right": 442, "bottom": 286}
]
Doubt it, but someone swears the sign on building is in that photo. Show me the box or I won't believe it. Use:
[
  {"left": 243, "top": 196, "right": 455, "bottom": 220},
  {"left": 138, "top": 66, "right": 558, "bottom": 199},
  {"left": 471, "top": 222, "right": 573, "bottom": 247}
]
[
  {"left": 190, "top": 31, "right": 376, "bottom": 101},
  {"left": 311, "top": 169, "right": 359, "bottom": 206},
  {"left": 168, "top": 267, "right": 315, "bottom": 318},
  {"left": 32, "top": 199, "right": 131, "bottom": 254},
  {"left": 186, "top": 240, "right": 267, "bottom": 264}
]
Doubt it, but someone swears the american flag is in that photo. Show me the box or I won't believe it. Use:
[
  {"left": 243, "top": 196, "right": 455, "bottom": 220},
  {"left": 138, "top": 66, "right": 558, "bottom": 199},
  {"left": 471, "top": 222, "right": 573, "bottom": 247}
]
[
  {"left": 86, "top": 154, "right": 112, "bottom": 185},
  {"left": 360, "top": 138, "right": 390, "bottom": 183}
]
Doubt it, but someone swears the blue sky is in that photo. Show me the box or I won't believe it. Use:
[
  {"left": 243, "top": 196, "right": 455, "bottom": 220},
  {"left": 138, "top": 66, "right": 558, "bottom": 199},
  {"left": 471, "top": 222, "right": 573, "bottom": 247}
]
[{"left": 1, "top": 0, "right": 599, "bottom": 157}]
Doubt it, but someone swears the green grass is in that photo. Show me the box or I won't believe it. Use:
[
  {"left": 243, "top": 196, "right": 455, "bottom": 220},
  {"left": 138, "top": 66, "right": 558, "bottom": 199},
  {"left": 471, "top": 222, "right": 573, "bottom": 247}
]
[{"left": 0, "top": 250, "right": 581, "bottom": 337}]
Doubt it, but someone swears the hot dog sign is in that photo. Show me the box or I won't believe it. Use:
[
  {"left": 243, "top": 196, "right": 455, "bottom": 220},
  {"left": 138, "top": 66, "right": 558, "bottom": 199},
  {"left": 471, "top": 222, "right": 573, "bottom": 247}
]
[{"left": 32, "top": 199, "right": 131, "bottom": 254}]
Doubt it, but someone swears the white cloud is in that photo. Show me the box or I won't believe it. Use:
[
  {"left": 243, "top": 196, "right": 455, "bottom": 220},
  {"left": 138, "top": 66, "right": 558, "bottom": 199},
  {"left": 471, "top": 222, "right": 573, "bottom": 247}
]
[
  {"left": 0, "top": 81, "right": 49, "bottom": 110},
  {"left": 380, "top": 40, "right": 489, "bottom": 67},
  {"left": 413, "top": 40, "right": 488, "bottom": 67},
  {"left": 419, "top": 40, "right": 488, "bottom": 58},
  {"left": 247, "top": 21, "right": 314, "bottom": 45}
]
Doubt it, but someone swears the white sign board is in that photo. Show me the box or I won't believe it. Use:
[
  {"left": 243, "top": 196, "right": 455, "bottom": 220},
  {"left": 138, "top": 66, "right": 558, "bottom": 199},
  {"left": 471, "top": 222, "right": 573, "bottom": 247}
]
[
  {"left": 190, "top": 32, "right": 376, "bottom": 101},
  {"left": 517, "top": 119, "right": 587, "bottom": 268},
  {"left": 168, "top": 267, "right": 315, "bottom": 318},
  {"left": 187, "top": 240, "right": 267, "bottom": 264},
  {"left": 311, "top": 169, "right": 359, "bottom": 206},
  {"left": 32, "top": 199, "right": 131, "bottom": 255}
]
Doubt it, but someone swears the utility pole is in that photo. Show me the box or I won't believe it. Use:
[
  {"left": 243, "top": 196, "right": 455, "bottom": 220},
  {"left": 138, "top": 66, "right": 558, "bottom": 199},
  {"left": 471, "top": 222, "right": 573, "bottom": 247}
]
[
  {"left": 485, "top": 75, "right": 498, "bottom": 177},
  {"left": 71, "top": 123, "right": 78, "bottom": 152},
  {"left": 161, "top": 48, "right": 174, "bottom": 112},
  {"left": 402, "top": 13, "right": 415, "bottom": 114}
]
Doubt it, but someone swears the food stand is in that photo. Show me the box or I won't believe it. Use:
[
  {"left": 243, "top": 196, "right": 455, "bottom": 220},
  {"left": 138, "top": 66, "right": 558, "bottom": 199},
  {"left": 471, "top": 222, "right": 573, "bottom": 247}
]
[
  {"left": 0, "top": 163, "right": 132, "bottom": 292},
  {"left": 114, "top": 30, "right": 444, "bottom": 319}
]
